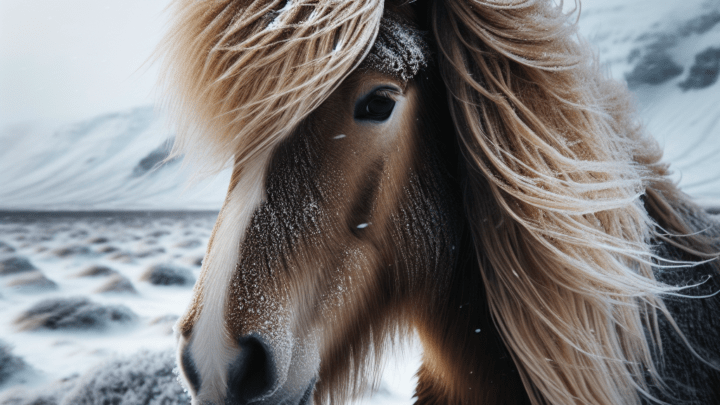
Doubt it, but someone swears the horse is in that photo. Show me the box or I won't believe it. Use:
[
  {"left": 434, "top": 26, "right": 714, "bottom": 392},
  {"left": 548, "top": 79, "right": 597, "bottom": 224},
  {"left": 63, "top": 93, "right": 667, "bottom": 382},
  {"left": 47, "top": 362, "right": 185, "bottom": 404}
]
[{"left": 158, "top": 1, "right": 720, "bottom": 404}]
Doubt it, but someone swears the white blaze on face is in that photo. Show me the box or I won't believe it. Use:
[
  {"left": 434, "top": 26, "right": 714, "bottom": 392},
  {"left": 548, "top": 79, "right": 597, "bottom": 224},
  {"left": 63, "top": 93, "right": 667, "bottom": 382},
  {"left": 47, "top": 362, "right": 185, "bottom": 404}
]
[{"left": 176, "top": 153, "right": 270, "bottom": 404}]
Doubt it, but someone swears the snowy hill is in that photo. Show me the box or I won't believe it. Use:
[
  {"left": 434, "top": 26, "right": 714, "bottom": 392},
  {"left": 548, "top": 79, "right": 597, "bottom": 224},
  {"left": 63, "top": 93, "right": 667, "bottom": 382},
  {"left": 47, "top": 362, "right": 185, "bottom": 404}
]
[
  {"left": 0, "top": 107, "right": 230, "bottom": 211},
  {"left": 579, "top": 0, "right": 720, "bottom": 207}
]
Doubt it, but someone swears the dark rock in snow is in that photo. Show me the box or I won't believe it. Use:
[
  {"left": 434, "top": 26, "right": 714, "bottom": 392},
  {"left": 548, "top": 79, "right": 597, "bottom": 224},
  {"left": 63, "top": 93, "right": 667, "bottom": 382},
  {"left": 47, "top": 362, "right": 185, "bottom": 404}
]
[
  {"left": 0, "top": 241, "right": 15, "bottom": 253},
  {"left": 15, "top": 297, "right": 137, "bottom": 332},
  {"left": 134, "top": 247, "right": 165, "bottom": 259},
  {"left": 97, "top": 245, "right": 119, "bottom": 254},
  {"left": 0, "top": 257, "right": 37, "bottom": 276},
  {"left": 68, "top": 230, "right": 89, "bottom": 239},
  {"left": 141, "top": 264, "right": 195, "bottom": 287},
  {"left": 147, "top": 230, "right": 170, "bottom": 238},
  {"left": 108, "top": 252, "right": 134, "bottom": 263},
  {"left": 74, "top": 265, "right": 116, "bottom": 278},
  {"left": 50, "top": 245, "right": 91, "bottom": 258},
  {"left": 61, "top": 350, "right": 187, "bottom": 405},
  {"left": 6, "top": 272, "right": 58, "bottom": 293},
  {"left": 679, "top": 47, "right": 720, "bottom": 90},
  {"left": 174, "top": 239, "right": 202, "bottom": 249},
  {"left": 85, "top": 237, "right": 109, "bottom": 244},
  {"left": 626, "top": 51, "right": 684, "bottom": 87},
  {"left": 131, "top": 138, "right": 176, "bottom": 178},
  {"left": 0, "top": 341, "right": 27, "bottom": 386},
  {"left": 96, "top": 275, "right": 137, "bottom": 295}
]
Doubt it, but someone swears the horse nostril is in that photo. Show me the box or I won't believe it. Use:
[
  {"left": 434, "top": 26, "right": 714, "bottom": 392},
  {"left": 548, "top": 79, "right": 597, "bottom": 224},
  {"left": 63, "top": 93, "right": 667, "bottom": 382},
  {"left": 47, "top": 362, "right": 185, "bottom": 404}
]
[{"left": 226, "top": 335, "right": 277, "bottom": 403}]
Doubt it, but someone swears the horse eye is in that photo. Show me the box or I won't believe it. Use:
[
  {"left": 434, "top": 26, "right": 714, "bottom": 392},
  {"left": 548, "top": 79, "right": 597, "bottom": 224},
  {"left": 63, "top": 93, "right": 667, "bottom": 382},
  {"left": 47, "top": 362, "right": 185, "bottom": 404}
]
[{"left": 355, "top": 95, "right": 396, "bottom": 122}]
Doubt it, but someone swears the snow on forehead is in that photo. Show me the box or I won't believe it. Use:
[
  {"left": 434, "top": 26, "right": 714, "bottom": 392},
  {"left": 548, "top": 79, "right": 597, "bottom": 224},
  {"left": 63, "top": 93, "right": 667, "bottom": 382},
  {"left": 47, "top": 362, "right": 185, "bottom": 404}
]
[{"left": 362, "top": 15, "right": 431, "bottom": 82}]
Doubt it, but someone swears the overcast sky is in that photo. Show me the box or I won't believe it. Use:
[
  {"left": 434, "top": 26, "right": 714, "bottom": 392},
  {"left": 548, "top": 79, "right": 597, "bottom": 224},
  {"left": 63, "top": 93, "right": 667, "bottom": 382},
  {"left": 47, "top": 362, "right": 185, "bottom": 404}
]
[{"left": 0, "top": 0, "right": 168, "bottom": 128}]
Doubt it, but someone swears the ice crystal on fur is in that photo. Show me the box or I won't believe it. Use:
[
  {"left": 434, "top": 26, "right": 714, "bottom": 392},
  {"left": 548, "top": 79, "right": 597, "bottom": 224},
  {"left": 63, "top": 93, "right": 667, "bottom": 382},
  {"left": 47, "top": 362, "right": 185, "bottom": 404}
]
[{"left": 362, "top": 15, "right": 430, "bottom": 82}]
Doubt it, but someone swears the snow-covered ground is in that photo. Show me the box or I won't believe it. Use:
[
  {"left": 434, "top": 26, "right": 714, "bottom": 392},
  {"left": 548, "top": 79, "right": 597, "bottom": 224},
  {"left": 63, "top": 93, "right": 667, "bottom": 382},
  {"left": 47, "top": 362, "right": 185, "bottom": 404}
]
[
  {"left": 0, "top": 212, "right": 213, "bottom": 404},
  {"left": 1, "top": 0, "right": 719, "bottom": 404},
  {"left": 0, "top": 212, "right": 419, "bottom": 404}
]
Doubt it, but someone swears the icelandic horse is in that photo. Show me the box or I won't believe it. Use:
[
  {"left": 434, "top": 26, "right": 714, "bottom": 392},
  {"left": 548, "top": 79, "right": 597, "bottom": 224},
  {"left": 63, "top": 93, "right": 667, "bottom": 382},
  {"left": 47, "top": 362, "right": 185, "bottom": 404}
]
[{"left": 158, "top": 0, "right": 720, "bottom": 404}]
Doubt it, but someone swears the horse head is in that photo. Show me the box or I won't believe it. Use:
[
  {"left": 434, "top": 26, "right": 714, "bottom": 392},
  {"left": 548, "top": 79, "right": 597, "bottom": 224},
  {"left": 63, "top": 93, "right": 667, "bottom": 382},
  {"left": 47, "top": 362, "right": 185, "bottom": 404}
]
[{"left": 159, "top": 1, "right": 720, "bottom": 404}]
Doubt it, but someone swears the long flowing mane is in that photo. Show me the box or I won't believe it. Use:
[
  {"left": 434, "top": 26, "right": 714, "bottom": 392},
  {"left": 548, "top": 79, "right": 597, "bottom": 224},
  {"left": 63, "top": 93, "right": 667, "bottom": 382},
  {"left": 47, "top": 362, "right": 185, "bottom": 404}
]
[
  {"left": 159, "top": 1, "right": 720, "bottom": 404},
  {"left": 434, "top": 1, "right": 719, "bottom": 403}
]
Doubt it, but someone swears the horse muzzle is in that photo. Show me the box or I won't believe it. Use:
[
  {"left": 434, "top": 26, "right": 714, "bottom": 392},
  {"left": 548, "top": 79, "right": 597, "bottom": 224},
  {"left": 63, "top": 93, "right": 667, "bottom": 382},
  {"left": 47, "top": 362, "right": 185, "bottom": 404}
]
[
  {"left": 179, "top": 328, "right": 319, "bottom": 405},
  {"left": 223, "top": 335, "right": 316, "bottom": 405}
]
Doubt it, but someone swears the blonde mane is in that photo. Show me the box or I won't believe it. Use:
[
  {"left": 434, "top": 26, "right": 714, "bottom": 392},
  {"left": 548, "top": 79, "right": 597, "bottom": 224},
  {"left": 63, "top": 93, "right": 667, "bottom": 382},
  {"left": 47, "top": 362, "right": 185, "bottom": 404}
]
[
  {"left": 159, "top": 0, "right": 384, "bottom": 175},
  {"left": 159, "top": 1, "right": 719, "bottom": 404},
  {"left": 435, "top": 1, "right": 718, "bottom": 404}
]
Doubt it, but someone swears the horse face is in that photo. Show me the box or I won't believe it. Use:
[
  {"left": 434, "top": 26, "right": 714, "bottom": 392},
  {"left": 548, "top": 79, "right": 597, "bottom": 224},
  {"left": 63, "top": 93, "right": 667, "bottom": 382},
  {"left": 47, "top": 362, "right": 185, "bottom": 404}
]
[{"left": 176, "top": 61, "right": 459, "bottom": 404}]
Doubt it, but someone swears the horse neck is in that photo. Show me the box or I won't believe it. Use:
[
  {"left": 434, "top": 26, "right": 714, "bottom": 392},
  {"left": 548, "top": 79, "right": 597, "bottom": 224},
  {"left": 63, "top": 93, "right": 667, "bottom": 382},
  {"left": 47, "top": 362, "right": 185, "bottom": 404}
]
[
  {"left": 402, "top": 94, "right": 531, "bottom": 402},
  {"left": 408, "top": 219, "right": 530, "bottom": 404}
]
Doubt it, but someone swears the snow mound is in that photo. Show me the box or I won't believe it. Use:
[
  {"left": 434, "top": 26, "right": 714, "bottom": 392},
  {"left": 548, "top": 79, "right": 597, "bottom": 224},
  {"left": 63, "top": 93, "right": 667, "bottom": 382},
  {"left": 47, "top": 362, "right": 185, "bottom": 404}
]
[
  {"left": 74, "top": 265, "right": 117, "bottom": 278},
  {"left": 0, "top": 377, "right": 77, "bottom": 405},
  {"left": 95, "top": 275, "right": 137, "bottom": 295},
  {"left": 0, "top": 258, "right": 37, "bottom": 277},
  {"left": 60, "top": 350, "right": 187, "bottom": 405},
  {"left": 141, "top": 264, "right": 195, "bottom": 287},
  {"left": 0, "top": 342, "right": 27, "bottom": 387},
  {"left": 0, "top": 351, "right": 186, "bottom": 405},
  {"left": 15, "top": 297, "right": 137, "bottom": 332},
  {"left": 48, "top": 246, "right": 92, "bottom": 259},
  {"left": 0, "top": 242, "right": 15, "bottom": 254},
  {"left": 6, "top": 272, "right": 58, "bottom": 293},
  {"left": 85, "top": 237, "right": 109, "bottom": 245}
]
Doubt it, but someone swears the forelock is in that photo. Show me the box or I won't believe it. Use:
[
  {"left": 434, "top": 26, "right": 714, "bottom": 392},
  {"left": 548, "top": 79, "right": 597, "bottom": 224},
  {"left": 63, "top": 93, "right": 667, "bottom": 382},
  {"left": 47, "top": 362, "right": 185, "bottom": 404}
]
[{"left": 361, "top": 14, "right": 431, "bottom": 82}]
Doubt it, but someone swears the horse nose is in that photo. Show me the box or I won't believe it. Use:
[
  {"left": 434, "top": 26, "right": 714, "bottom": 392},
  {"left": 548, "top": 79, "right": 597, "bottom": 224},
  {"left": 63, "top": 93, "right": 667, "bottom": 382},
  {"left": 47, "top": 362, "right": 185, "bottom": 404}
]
[{"left": 226, "top": 335, "right": 278, "bottom": 403}]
